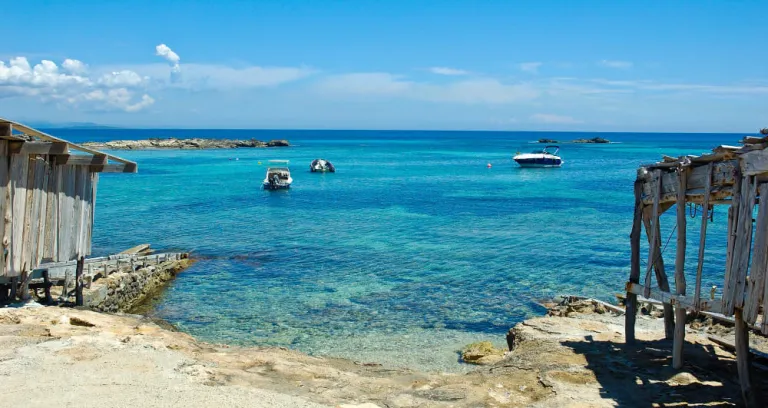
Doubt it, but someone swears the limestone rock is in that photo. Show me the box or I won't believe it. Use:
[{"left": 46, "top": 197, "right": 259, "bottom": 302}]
[
  {"left": 461, "top": 341, "right": 505, "bottom": 365},
  {"left": 266, "top": 139, "right": 290, "bottom": 147},
  {"left": 572, "top": 137, "right": 610, "bottom": 144}
]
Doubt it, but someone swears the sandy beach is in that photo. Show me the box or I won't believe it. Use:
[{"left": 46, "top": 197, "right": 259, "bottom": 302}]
[{"left": 1, "top": 299, "right": 764, "bottom": 407}]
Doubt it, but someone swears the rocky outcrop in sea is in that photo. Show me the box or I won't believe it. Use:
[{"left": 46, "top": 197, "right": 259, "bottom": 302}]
[
  {"left": 82, "top": 138, "right": 291, "bottom": 150},
  {"left": 572, "top": 137, "right": 610, "bottom": 144}
]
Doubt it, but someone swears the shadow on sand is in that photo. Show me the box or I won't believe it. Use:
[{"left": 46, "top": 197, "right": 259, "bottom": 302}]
[{"left": 562, "top": 335, "right": 766, "bottom": 407}]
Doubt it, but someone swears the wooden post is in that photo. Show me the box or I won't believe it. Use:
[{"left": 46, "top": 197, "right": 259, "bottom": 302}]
[
  {"left": 75, "top": 256, "right": 84, "bottom": 306},
  {"left": 734, "top": 309, "right": 756, "bottom": 407},
  {"left": 42, "top": 270, "right": 52, "bottom": 304},
  {"left": 694, "top": 163, "right": 713, "bottom": 310},
  {"left": 673, "top": 167, "right": 688, "bottom": 369},
  {"left": 643, "top": 212, "right": 675, "bottom": 339},
  {"left": 20, "top": 270, "right": 30, "bottom": 301},
  {"left": 644, "top": 169, "right": 662, "bottom": 298},
  {"left": 626, "top": 180, "right": 643, "bottom": 344},
  {"left": 744, "top": 183, "right": 768, "bottom": 324}
]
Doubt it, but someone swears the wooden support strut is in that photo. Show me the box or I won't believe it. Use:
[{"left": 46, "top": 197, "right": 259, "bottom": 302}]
[
  {"left": 75, "top": 257, "right": 84, "bottom": 306},
  {"left": 673, "top": 166, "right": 687, "bottom": 369},
  {"left": 625, "top": 180, "right": 643, "bottom": 344},
  {"left": 644, "top": 169, "right": 662, "bottom": 298},
  {"left": 642, "top": 209, "right": 676, "bottom": 340},
  {"left": 694, "top": 163, "right": 713, "bottom": 310},
  {"left": 735, "top": 309, "right": 757, "bottom": 407}
]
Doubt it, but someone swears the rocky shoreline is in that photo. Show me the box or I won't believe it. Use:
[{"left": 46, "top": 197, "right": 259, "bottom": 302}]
[
  {"left": 537, "top": 137, "right": 611, "bottom": 144},
  {"left": 82, "top": 138, "right": 290, "bottom": 150},
  {"left": 1, "top": 296, "right": 764, "bottom": 407}
]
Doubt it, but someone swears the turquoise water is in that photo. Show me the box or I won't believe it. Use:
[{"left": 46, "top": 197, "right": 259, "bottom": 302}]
[{"left": 58, "top": 130, "right": 747, "bottom": 372}]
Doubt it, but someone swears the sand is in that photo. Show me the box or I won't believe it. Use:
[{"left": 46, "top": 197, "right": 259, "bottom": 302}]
[{"left": 0, "top": 300, "right": 764, "bottom": 407}]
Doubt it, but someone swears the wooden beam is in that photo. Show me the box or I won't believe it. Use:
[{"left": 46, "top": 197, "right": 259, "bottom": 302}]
[
  {"left": 626, "top": 282, "right": 722, "bottom": 313},
  {"left": 741, "top": 149, "right": 768, "bottom": 176},
  {"left": 626, "top": 180, "right": 643, "bottom": 344},
  {"left": 724, "top": 175, "right": 756, "bottom": 315},
  {"left": 673, "top": 167, "right": 688, "bottom": 369},
  {"left": 8, "top": 141, "right": 69, "bottom": 155},
  {"left": 735, "top": 309, "right": 757, "bottom": 407},
  {"left": 722, "top": 170, "right": 743, "bottom": 316},
  {"left": 642, "top": 211, "right": 676, "bottom": 339},
  {"left": 98, "top": 163, "right": 137, "bottom": 173},
  {"left": 55, "top": 154, "right": 108, "bottom": 166},
  {"left": 0, "top": 122, "right": 11, "bottom": 137},
  {"left": 639, "top": 160, "right": 738, "bottom": 205},
  {"left": 75, "top": 256, "right": 84, "bottom": 306},
  {"left": 0, "top": 118, "right": 135, "bottom": 165},
  {"left": 694, "top": 163, "right": 713, "bottom": 310}
]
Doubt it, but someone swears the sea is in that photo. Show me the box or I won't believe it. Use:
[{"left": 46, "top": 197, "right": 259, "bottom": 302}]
[{"left": 52, "top": 129, "right": 750, "bottom": 372}]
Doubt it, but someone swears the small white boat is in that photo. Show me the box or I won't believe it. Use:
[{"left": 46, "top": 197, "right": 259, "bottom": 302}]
[
  {"left": 513, "top": 145, "right": 563, "bottom": 168},
  {"left": 310, "top": 158, "right": 335, "bottom": 173},
  {"left": 262, "top": 160, "right": 293, "bottom": 190}
]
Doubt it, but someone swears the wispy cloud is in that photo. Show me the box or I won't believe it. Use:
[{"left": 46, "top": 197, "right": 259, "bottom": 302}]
[
  {"left": 316, "top": 73, "right": 540, "bottom": 104},
  {"left": 588, "top": 78, "right": 768, "bottom": 94},
  {"left": 519, "top": 62, "right": 542, "bottom": 74},
  {"left": 530, "top": 113, "right": 583, "bottom": 124},
  {"left": 428, "top": 67, "right": 469, "bottom": 76},
  {"left": 599, "top": 60, "right": 633, "bottom": 69}
]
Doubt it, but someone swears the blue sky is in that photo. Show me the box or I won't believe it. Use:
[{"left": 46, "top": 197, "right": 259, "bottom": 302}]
[{"left": 1, "top": 1, "right": 766, "bottom": 131}]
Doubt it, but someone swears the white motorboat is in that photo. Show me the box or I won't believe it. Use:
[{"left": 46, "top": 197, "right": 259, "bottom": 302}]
[
  {"left": 310, "top": 158, "right": 335, "bottom": 173},
  {"left": 513, "top": 145, "right": 563, "bottom": 168},
  {"left": 262, "top": 160, "right": 293, "bottom": 190}
]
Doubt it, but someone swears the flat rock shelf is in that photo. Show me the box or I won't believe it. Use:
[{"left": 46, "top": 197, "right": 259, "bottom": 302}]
[{"left": 82, "top": 138, "right": 290, "bottom": 150}]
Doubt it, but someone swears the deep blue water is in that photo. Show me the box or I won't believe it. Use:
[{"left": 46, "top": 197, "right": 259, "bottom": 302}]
[{"left": 52, "top": 128, "right": 751, "bottom": 371}]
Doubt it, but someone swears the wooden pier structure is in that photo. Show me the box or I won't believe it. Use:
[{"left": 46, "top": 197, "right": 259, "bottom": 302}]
[
  {"left": 0, "top": 118, "right": 137, "bottom": 303},
  {"left": 625, "top": 131, "right": 768, "bottom": 406}
]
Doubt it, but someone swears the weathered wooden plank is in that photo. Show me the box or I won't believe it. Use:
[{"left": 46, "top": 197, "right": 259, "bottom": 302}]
[
  {"left": 99, "top": 163, "right": 138, "bottom": 173},
  {"left": 57, "top": 165, "right": 76, "bottom": 262},
  {"left": 640, "top": 160, "right": 738, "bottom": 205},
  {"left": 0, "top": 141, "right": 8, "bottom": 277},
  {"left": 694, "top": 163, "right": 713, "bottom": 310},
  {"left": 55, "top": 154, "right": 107, "bottom": 166},
  {"left": 88, "top": 173, "right": 98, "bottom": 256},
  {"left": 77, "top": 167, "right": 89, "bottom": 257},
  {"left": 42, "top": 163, "right": 59, "bottom": 262},
  {"left": 21, "top": 158, "right": 38, "bottom": 274},
  {"left": 34, "top": 159, "right": 49, "bottom": 266},
  {"left": 745, "top": 183, "right": 768, "bottom": 324},
  {"left": 722, "top": 170, "right": 742, "bottom": 317},
  {"left": 8, "top": 153, "right": 28, "bottom": 277},
  {"left": 673, "top": 167, "right": 688, "bottom": 369},
  {"left": 724, "top": 175, "right": 756, "bottom": 315},
  {"left": 626, "top": 180, "right": 643, "bottom": 344},
  {"left": 72, "top": 166, "right": 86, "bottom": 258},
  {"left": 9, "top": 141, "right": 68, "bottom": 155},
  {"left": 626, "top": 282, "right": 722, "bottom": 313},
  {"left": 741, "top": 149, "right": 768, "bottom": 176}
]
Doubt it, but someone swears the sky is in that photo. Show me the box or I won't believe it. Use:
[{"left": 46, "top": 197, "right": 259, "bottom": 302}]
[{"left": 1, "top": 0, "right": 766, "bottom": 132}]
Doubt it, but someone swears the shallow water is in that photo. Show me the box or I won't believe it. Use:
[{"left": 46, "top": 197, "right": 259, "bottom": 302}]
[{"left": 58, "top": 129, "right": 747, "bottom": 372}]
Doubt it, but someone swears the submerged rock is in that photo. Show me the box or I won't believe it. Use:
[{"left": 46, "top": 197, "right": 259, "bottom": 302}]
[{"left": 460, "top": 341, "right": 505, "bottom": 365}]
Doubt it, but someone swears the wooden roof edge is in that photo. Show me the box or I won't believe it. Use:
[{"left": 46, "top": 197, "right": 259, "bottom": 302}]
[{"left": 0, "top": 117, "right": 137, "bottom": 171}]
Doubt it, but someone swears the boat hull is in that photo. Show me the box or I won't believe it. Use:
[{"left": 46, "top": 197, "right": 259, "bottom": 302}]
[
  {"left": 514, "top": 159, "right": 563, "bottom": 168},
  {"left": 263, "top": 183, "right": 291, "bottom": 190}
]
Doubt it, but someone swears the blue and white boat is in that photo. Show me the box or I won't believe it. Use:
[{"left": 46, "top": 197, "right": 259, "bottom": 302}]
[
  {"left": 262, "top": 160, "right": 293, "bottom": 190},
  {"left": 513, "top": 146, "right": 563, "bottom": 168}
]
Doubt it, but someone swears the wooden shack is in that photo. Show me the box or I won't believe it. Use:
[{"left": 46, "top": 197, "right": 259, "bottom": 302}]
[
  {"left": 625, "top": 131, "right": 768, "bottom": 405},
  {"left": 0, "top": 118, "right": 136, "bottom": 302}
]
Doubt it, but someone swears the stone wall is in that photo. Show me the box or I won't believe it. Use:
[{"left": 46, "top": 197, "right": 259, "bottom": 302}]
[{"left": 83, "top": 258, "right": 192, "bottom": 313}]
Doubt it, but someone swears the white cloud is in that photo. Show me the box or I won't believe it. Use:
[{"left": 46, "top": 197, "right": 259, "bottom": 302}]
[
  {"left": 428, "top": 67, "right": 469, "bottom": 76},
  {"left": 519, "top": 62, "right": 542, "bottom": 74},
  {"left": 62, "top": 59, "right": 87, "bottom": 74},
  {"left": 0, "top": 56, "right": 153, "bottom": 112},
  {"left": 599, "top": 60, "right": 633, "bottom": 69},
  {"left": 317, "top": 73, "right": 411, "bottom": 95},
  {"left": 181, "top": 64, "right": 314, "bottom": 88},
  {"left": 98, "top": 70, "right": 147, "bottom": 87},
  {"left": 155, "top": 44, "right": 181, "bottom": 82},
  {"left": 530, "top": 113, "right": 583, "bottom": 124}
]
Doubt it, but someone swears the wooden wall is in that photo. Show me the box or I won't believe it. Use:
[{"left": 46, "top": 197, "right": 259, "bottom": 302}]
[{"left": 0, "top": 140, "right": 97, "bottom": 278}]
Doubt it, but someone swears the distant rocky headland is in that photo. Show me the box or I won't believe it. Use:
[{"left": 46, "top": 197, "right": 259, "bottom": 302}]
[
  {"left": 537, "top": 137, "right": 611, "bottom": 144},
  {"left": 82, "top": 138, "right": 290, "bottom": 150}
]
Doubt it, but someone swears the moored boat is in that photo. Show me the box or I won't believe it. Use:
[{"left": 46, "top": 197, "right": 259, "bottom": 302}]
[
  {"left": 262, "top": 160, "right": 293, "bottom": 190},
  {"left": 513, "top": 146, "right": 563, "bottom": 168},
  {"left": 310, "top": 158, "right": 335, "bottom": 173}
]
